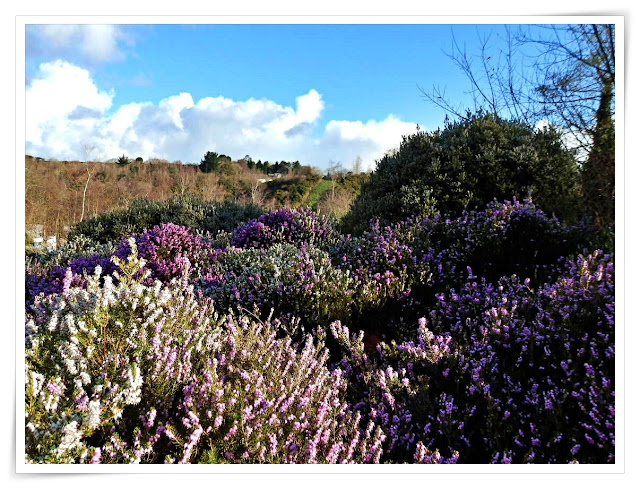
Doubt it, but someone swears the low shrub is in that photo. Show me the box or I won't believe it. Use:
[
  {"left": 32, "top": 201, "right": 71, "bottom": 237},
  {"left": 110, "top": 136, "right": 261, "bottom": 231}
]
[
  {"left": 420, "top": 250, "right": 614, "bottom": 463},
  {"left": 113, "top": 223, "right": 215, "bottom": 284},
  {"left": 197, "top": 243, "right": 356, "bottom": 336},
  {"left": 26, "top": 243, "right": 450, "bottom": 464},
  {"left": 336, "top": 197, "right": 591, "bottom": 299},
  {"left": 26, "top": 234, "right": 115, "bottom": 273},
  {"left": 25, "top": 244, "right": 225, "bottom": 463},
  {"left": 330, "top": 320, "right": 460, "bottom": 463},
  {"left": 230, "top": 207, "right": 338, "bottom": 250},
  {"left": 68, "top": 194, "right": 264, "bottom": 245},
  {"left": 329, "top": 250, "right": 614, "bottom": 464},
  {"left": 24, "top": 192, "right": 615, "bottom": 464}
]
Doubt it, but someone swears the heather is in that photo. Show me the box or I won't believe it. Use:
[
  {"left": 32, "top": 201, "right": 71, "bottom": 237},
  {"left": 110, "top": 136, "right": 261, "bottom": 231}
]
[
  {"left": 230, "top": 207, "right": 338, "bottom": 250},
  {"left": 24, "top": 197, "right": 614, "bottom": 464}
]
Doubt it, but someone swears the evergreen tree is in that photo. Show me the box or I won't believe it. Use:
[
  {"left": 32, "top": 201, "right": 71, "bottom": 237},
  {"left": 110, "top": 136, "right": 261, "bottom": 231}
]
[{"left": 199, "top": 151, "right": 221, "bottom": 173}]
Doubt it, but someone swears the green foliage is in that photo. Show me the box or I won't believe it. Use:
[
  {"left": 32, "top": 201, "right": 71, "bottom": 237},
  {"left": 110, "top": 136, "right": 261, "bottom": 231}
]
[
  {"left": 199, "top": 151, "right": 221, "bottom": 174},
  {"left": 203, "top": 200, "right": 266, "bottom": 234},
  {"left": 116, "top": 154, "right": 130, "bottom": 167},
  {"left": 26, "top": 234, "right": 115, "bottom": 272},
  {"left": 341, "top": 112, "right": 581, "bottom": 235},
  {"left": 68, "top": 193, "right": 265, "bottom": 245},
  {"left": 264, "top": 172, "right": 323, "bottom": 206},
  {"left": 306, "top": 179, "right": 336, "bottom": 207},
  {"left": 201, "top": 244, "right": 357, "bottom": 336}
]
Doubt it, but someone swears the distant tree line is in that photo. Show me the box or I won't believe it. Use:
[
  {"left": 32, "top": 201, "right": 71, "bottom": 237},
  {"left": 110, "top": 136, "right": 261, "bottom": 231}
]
[{"left": 198, "top": 151, "right": 303, "bottom": 176}]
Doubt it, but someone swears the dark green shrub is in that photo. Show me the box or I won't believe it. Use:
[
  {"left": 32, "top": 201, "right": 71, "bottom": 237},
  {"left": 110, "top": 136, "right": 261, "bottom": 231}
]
[
  {"left": 202, "top": 200, "right": 266, "bottom": 234},
  {"left": 341, "top": 112, "right": 581, "bottom": 235},
  {"left": 116, "top": 154, "right": 130, "bottom": 166},
  {"left": 68, "top": 194, "right": 265, "bottom": 245}
]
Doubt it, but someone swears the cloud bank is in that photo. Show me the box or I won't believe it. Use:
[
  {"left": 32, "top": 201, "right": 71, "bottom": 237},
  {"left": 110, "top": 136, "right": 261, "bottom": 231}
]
[
  {"left": 26, "top": 61, "right": 418, "bottom": 171},
  {"left": 26, "top": 25, "right": 131, "bottom": 64}
]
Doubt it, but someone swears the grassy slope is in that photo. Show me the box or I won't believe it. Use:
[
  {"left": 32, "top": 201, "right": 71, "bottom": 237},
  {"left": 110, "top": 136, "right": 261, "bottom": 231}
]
[{"left": 306, "top": 179, "right": 335, "bottom": 207}]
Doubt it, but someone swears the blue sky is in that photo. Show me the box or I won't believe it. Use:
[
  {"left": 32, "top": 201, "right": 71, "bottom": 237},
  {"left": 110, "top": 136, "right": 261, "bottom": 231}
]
[
  {"left": 25, "top": 23, "right": 552, "bottom": 169},
  {"left": 86, "top": 24, "right": 482, "bottom": 127}
]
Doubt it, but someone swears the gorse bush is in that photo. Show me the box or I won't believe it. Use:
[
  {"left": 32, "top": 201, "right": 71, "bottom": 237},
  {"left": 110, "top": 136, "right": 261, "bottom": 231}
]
[
  {"left": 207, "top": 200, "right": 267, "bottom": 233},
  {"left": 341, "top": 112, "right": 581, "bottom": 235}
]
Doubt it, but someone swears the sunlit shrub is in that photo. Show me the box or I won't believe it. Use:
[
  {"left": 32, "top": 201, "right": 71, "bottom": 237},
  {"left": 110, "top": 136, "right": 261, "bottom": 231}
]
[
  {"left": 230, "top": 207, "right": 338, "bottom": 250},
  {"left": 198, "top": 243, "right": 356, "bottom": 336},
  {"left": 68, "top": 194, "right": 264, "bottom": 245},
  {"left": 24, "top": 190, "right": 615, "bottom": 464},
  {"left": 25, "top": 242, "right": 225, "bottom": 463},
  {"left": 175, "top": 319, "right": 390, "bottom": 463},
  {"left": 114, "top": 223, "right": 215, "bottom": 284},
  {"left": 341, "top": 111, "right": 581, "bottom": 235}
]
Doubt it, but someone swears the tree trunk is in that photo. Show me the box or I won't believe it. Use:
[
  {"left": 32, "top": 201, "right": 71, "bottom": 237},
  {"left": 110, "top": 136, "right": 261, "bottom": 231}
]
[
  {"left": 80, "top": 167, "right": 91, "bottom": 222},
  {"left": 583, "top": 77, "right": 615, "bottom": 228}
]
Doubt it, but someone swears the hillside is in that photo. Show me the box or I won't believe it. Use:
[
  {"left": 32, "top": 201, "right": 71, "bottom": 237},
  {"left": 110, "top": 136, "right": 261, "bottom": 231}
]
[{"left": 24, "top": 155, "right": 369, "bottom": 242}]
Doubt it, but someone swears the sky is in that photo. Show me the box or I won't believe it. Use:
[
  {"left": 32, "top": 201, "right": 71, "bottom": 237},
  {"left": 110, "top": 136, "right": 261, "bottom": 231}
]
[{"left": 25, "top": 23, "right": 561, "bottom": 170}]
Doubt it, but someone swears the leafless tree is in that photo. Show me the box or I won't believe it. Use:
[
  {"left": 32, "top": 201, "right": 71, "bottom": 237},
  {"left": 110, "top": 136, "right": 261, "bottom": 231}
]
[
  {"left": 80, "top": 143, "right": 98, "bottom": 222},
  {"left": 420, "top": 24, "right": 616, "bottom": 226},
  {"left": 327, "top": 160, "right": 344, "bottom": 201},
  {"left": 420, "top": 24, "right": 615, "bottom": 159},
  {"left": 526, "top": 24, "right": 615, "bottom": 161},
  {"left": 352, "top": 155, "right": 363, "bottom": 174},
  {"left": 422, "top": 27, "right": 534, "bottom": 124},
  {"left": 250, "top": 179, "right": 267, "bottom": 206}
]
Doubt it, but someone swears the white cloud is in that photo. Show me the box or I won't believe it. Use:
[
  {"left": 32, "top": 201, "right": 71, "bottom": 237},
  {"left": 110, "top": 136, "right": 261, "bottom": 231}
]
[
  {"left": 26, "top": 60, "right": 113, "bottom": 156},
  {"left": 321, "top": 117, "right": 417, "bottom": 169},
  {"left": 535, "top": 118, "right": 590, "bottom": 161},
  {"left": 27, "top": 25, "right": 130, "bottom": 64},
  {"left": 25, "top": 61, "right": 418, "bottom": 170}
]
